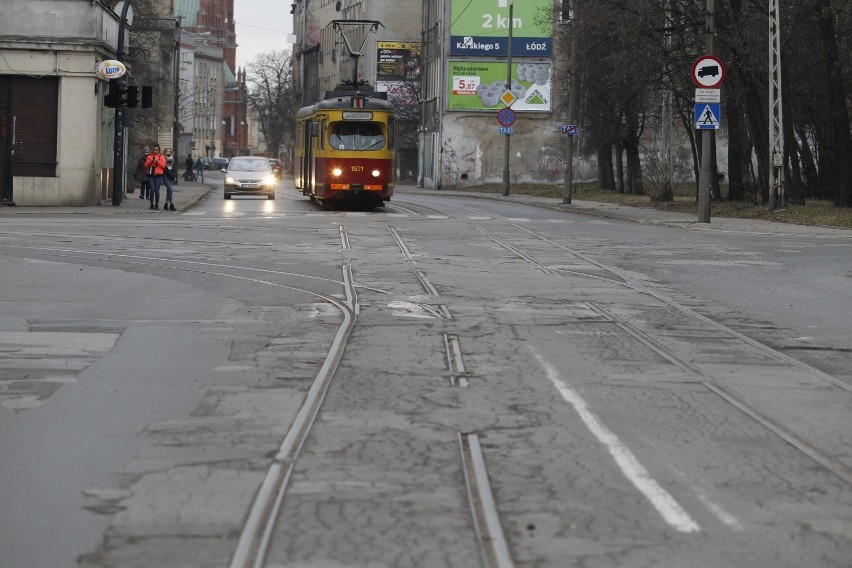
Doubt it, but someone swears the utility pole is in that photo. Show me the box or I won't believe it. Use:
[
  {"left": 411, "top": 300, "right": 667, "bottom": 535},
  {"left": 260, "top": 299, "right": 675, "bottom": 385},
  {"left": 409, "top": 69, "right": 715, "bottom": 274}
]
[
  {"left": 768, "top": 0, "right": 784, "bottom": 210},
  {"left": 501, "top": 1, "right": 514, "bottom": 197},
  {"left": 562, "top": 20, "right": 577, "bottom": 204},
  {"left": 697, "top": 0, "right": 714, "bottom": 223},
  {"left": 112, "top": 0, "right": 132, "bottom": 206}
]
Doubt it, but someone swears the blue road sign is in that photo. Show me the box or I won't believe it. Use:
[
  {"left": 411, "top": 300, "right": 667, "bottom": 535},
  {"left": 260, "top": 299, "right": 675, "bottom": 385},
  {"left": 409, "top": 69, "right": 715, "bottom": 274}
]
[
  {"left": 497, "top": 108, "right": 516, "bottom": 127},
  {"left": 561, "top": 124, "right": 580, "bottom": 135},
  {"left": 499, "top": 126, "right": 514, "bottom": 135},
  {"left": 695, "top": 103, "right": 721, "bottom": 130}
]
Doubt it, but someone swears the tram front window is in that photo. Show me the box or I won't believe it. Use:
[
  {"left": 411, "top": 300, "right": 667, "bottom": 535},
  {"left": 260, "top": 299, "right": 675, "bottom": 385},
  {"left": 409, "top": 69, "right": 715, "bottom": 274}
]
[{"left": 330, "top": 122, "right": 385, "bottom": 151}]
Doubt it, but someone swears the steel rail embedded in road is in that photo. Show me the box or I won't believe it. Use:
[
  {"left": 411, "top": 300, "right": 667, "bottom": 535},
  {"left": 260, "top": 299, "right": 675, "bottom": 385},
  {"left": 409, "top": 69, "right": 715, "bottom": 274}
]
[{"left": 474, "top": 223, "right": 852, "bottom": 487}]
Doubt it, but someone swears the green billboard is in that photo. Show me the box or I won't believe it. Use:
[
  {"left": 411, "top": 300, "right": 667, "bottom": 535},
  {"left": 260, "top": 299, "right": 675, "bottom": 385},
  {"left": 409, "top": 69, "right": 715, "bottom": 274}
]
[
  {"left": 450, "top": 0, "right": 553, "bottom": 57},
  {"left": 448, "top": 61, "right": 552, "bottom": 112}
]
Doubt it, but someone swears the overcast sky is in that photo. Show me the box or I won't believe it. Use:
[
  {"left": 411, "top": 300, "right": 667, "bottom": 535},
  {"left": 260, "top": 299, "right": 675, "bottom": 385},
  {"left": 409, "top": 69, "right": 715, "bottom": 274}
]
[{"left": 233, "top": 0, "right": 294, "bottom": 69}]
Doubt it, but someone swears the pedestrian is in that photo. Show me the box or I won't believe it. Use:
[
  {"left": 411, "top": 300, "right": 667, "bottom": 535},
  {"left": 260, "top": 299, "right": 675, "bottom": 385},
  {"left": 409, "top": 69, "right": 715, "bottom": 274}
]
[
  {"left": 185, "top": 153, "right": 194, "bottom": 181},
  {"left": 144, "top": 144, "right": 166, "bottom": 210},
  {"left": 162, "top": 147, "right": 177, "bottom": 211},
  {"left": 135, "top": 145, "right": 150, "bottom": 199},
  {"left": 195, "top": 156, "right": 205, "bottom": 183}
]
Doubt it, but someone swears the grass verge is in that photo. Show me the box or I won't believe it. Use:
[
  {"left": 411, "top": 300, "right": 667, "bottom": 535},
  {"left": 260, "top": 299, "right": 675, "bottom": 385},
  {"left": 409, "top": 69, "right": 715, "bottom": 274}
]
[{"left": 456, "top": 183, "right": 852, "bottom": 229}]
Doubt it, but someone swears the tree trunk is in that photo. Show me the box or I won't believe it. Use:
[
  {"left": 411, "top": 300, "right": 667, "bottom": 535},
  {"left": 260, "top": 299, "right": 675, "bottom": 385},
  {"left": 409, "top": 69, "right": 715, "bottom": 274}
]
[
  {"left": 817, "top": 0, "right": 852, "bottom": 206},
  {"left": 614, "top": 141, "right": 625, "bottom": 193},
  {"left": 726, "top": 94, "right": 748, "bottom": 201},
  {"left": 597, "top": 143, "right": 614, "bottom": 189},
  {"left": 784, "top": 101, "right": 805, "bottom": 205},
  {"left": 795, "top": 119, "right": 819, "bottom": 198}
]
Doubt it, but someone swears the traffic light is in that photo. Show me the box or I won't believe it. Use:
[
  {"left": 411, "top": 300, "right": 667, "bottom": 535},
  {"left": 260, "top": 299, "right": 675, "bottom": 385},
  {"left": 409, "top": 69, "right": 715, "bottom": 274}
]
[
  {"left": 126, "top": 85, "right": 138, "bottom": 107},
  {"left": 115, "top": 78, "right": 129, "bottom": 107},
  {"left": 104, "top": 79, "right": 117, "bottom": 108},
  {"left": 141, "top": 86, "right": 153, "bottom": 108}
]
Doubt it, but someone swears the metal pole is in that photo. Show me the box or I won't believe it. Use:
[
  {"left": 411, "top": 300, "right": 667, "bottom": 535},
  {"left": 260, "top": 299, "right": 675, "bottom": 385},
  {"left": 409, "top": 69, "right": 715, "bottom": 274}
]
[
  {"left": 562, "top": 24, "right": 577, "bottom": 204},
  {"left": 112, "top": 0, "right": 132, "bottom": 206},
  {"left": 697, "top": 0, "right": 714, "bottom": 223},
  {"left": 173, "top": 17, "right": 181, "bottom": 167},
  {"left": 501, "top": 2, "right": 513, "bottom": 196},
  {"left": 768, "top": 0, "right": 784, "bottom": 210}
]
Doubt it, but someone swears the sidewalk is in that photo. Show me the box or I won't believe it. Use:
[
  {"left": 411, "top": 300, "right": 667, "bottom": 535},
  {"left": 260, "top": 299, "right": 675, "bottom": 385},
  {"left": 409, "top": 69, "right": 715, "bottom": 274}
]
[
  {"left": 0, "top": 178, "right": 215, "bottom": 215},
  {"left": 394, "top": 184, "right": 852, "bottom": 238}
]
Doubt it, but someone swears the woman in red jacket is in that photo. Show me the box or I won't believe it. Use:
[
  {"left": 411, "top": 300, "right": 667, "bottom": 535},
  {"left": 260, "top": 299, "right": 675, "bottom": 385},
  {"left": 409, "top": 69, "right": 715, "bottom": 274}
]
[{"left": 144, "top": 144, "right": 166, "bottom": 210}]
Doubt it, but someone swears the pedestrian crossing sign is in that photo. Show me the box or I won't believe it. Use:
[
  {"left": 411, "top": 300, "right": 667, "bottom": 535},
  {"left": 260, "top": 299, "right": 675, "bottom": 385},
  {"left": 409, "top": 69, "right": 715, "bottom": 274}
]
[{"left": 695, "top": 103, "right": 721, "bottom": 130}]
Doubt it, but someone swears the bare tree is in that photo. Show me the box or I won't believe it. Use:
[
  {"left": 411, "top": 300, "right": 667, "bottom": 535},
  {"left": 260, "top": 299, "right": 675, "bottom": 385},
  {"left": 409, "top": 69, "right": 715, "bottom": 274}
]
[{"left": 246, "top": 50, "right": 296, "bottom": 157}]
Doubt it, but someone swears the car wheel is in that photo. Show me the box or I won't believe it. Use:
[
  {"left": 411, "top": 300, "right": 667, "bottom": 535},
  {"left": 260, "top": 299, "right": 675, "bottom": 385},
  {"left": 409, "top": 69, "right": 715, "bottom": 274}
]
[
  {"left": 267, "top": 193, "right": 275, "bottom": 200},
  {"left": 224, "top": 193, "right": 232, "bottom": 199}
]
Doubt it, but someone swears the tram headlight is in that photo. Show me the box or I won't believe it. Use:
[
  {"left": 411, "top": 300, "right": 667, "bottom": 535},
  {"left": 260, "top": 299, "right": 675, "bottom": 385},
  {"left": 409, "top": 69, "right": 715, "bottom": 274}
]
[
  {"left": 332, "top": 168, "right": 343, "bottom": 177},
  {"left": 371, "top": 169, "right": 381, "bottom": 178}
]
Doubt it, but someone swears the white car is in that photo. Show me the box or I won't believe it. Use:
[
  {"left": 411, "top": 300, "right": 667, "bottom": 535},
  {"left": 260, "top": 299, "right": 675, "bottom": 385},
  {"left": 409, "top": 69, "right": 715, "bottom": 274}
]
[{"left": 224, "top": 156, "right": 276, "bottom": 200}]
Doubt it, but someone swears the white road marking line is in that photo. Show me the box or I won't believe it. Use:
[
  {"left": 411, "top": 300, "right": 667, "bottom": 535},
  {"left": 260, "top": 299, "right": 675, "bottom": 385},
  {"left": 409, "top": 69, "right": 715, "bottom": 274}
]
[
  {"left": 181, "top": 211, "right": 206, "bottom": 215},
  {"left": 529, "top": 346, "right": 701, "bottom": 534},
  {"left": 696, "top": 491, "right": 743, "bottom": 530}
]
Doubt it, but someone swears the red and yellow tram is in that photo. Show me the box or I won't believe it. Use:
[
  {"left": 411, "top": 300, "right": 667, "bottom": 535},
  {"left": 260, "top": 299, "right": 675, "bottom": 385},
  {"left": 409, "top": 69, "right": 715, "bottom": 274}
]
[{"left": 294, "top": 90, "right": 396, "bottom": 208}]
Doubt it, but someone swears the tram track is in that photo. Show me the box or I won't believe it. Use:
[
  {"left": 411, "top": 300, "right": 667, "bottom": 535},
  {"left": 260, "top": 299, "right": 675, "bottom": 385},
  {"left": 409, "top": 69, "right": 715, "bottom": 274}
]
[
  {"left": 469, "top": 222, "right": 852, "bottom": 487},
  {"left": 2, "top": 228, "right": 362, "bottom": 567},
  {"left": 5, "top": 223, "right": 515, "bottom": 567},
  {"left": 4, "top": 211, "right": 849, "bottom": 566}
]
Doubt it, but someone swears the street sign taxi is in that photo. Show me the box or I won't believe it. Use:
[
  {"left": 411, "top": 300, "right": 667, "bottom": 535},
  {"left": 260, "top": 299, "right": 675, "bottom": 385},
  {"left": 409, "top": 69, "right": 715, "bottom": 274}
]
[{"left": 497, "top": 108, "right": 516, "bottom": 127}]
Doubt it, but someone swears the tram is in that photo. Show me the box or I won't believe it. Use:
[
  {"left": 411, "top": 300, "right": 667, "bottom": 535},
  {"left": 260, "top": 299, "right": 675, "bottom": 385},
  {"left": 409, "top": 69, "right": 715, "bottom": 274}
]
[{"left": 294, "top": 89, "right": 396, "bottom": 208}]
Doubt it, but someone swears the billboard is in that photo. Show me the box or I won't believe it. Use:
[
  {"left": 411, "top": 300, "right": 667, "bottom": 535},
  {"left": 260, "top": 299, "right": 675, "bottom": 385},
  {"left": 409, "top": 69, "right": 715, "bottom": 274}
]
[
  {"left": 376, "top": 41, "right": 422, "bottom": 82},
  {"left": 448, "top": 61, "right": 552, "bottom": 112},
  {"left": 376, "top": 41, "right": 422, "bottom": 116},
  {"left": 450, "top": 0, "right": 553, "bottom": 57}
]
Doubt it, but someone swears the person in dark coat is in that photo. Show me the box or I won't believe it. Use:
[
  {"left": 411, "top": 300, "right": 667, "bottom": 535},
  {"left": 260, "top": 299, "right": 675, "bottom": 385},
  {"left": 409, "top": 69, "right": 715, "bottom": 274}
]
[
  {"left": 135, "top": 145, "right": 150, "bottom": 199},
  {"left": 185, "top": 154, "right": 195, "bottom": 181}
]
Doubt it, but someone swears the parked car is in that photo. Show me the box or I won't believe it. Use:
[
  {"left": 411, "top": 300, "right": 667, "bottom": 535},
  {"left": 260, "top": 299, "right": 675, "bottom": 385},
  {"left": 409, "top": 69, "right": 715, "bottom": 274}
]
[
  {"left": 224, "top": 156, "right": 276, "bottom": 200},
  {"left": 268, "top": 159, "right": 283, "bottom": 179},
  {"left": 212, "top": 157, "right": 229, "bottom": 171}
]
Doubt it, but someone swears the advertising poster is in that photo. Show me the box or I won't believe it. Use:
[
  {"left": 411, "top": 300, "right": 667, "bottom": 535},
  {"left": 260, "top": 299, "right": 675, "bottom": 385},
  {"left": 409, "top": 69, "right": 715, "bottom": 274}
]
[
  {"left": 376, "top": 41, "right": 422, "bottom": 115},
  {"left": 448, "top": 61, "right": 552, "bottom": 112},
  {"left": 450, "top": 0, "right": 553, "bottom": 57},
  {"left": 376, "top": 41, "right": 422, "bottom": 82}
]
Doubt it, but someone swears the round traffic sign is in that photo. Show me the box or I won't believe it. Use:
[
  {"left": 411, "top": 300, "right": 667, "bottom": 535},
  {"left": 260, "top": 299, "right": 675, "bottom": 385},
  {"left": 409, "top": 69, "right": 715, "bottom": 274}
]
[
  {"left": 691, "top": 55, "right": 725, "bottom": 88},
  {"left": 497, "top": 107, "right": 516, "bottom": 127}
]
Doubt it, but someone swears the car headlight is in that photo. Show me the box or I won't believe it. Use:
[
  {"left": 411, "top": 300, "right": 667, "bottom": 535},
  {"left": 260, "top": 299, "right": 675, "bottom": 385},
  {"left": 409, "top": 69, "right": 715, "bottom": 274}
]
[
  {"left": 225, "top": 176, "right": 235, "bottom": 184},
  {"left": 371, "top": 169, "right": 381, "bottom": 178},
  {"left": 332, "top": 168, "right": 343, "bottom": 177},
  {"left": 264, "top": 176, "right": 275, "bottom": 186}
]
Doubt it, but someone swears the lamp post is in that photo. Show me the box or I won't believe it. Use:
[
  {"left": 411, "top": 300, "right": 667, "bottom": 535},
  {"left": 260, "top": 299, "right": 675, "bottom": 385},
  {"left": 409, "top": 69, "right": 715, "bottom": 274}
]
[{"left": 112, "top": 0, "right": 132, "bottom": 206}]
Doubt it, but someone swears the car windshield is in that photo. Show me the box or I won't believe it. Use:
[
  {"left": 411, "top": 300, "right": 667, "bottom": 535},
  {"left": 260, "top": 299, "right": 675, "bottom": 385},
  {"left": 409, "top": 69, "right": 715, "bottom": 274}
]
[
  {"left": 229, "top": 159, "right": 269, "bottom": 172},
  {"left": 329, "top": 122, "right": 385, "bottom": 151}
]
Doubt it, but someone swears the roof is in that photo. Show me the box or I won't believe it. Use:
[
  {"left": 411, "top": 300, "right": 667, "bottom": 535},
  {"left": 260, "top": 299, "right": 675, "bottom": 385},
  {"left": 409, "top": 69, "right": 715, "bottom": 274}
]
[{"left": 173, "top": 0, "right": 199, "bottom": 27}]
